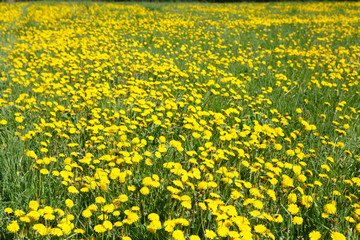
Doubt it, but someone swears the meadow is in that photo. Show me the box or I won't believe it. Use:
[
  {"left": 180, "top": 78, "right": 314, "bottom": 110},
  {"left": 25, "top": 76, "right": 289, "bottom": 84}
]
[{"left": 0, "top": 1, "right": 360, "bottom": 239}]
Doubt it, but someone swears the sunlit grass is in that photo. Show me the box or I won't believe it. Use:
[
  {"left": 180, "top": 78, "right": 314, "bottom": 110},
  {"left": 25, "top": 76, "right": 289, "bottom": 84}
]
[{"left": 1, "top": 1, "right": 360, "bottom": 239}]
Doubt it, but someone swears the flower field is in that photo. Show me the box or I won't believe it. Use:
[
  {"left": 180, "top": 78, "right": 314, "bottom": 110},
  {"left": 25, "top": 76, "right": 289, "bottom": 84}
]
[{"left": 1, "top": 1, "right": 360, "bottom": 239}]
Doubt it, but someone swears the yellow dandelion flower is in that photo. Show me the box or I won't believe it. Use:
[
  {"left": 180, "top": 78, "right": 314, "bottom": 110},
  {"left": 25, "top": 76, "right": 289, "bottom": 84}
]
[
  {"left": 114, "top": 221, "right": 123, "bottom": 227},
  {"left": 300, "top": 195, "right": 313, "bottom": 208},
  {"left": 147, "top": 220, "right": 162, "bottom": 233},
  {"left": 274, "top": 143, "right": 282, "bottom": 150},
  {"left": 33, "top": 223, "right": 48, "bottom": 236},
  {"left": 287, "top": 204, "right": 300, "bottom": 215},
  {"left": 297, "top": 174, "right": 307, "bottom": 182},
  {"left": 140, "top": 186, "right": 150, "bottom": 195},
  {"left": 27, "top": 210, "right": 40, "bottom": 221},
  {"left": 273, "top": 214, "right": 283, "bottom": 223},
  {"left": 282, "top": 175, "right": 294, "bottom": 188},
  {"left": 7, "top": 221, "right": 20, "bottom": 233},
  {"left": 51, "top": 227, "right": 63, "bottom": 237},
  {"left": 158, "top": 136, "right": 166, "bottom": 142},
  {"left": 181, "top": 200, "right": 192, "bottom": 209},
  {"left": 172, "top": 230, "right": 185, "bottom": 240},
  {"left": 253, "top": 200, "right": 263, "bottom": 210},
  {"left": 148, "top": 213, "right": 160, "bottom": 221},
  {"left": 205, "top": 229, "right": 217, "bottom": 239},
  {"left": 94, "top": 224, "right": 106, "bottom": 233},
  {"left": 15, "top": 116, "right": 24, "bottom": 123},
  {"left": 29, "top": 200, "right": 39, "bottom": 211},
  {"left": 254, "top": 224, "right": 267, "bottom": 234},
  {"left": 95, "top": 196, "right": 106, "bottom": 204},
  {"left": 40, "top": 168, "right": 49, "bottom": 175},
  {"left": 286, "top": 149, "right": 295, "bottom": 156},
  {"left": 355, "top": 223, "right": 360, "bottom": 232},
  {"left": 175, "top": 218, "right": 190, "bottom": 226},
  {"left": 74, "top": 228, "right": 85, "bottom": 234},
  {"left": 65, "top": 199, "right": 74, "bottom": 208},
  {"left": 190, "top": 235, "right": 201, "bottom": 240},
  {"left": 103, "top": 220, "right": 113, "bottom": 231},
  {"left": 43, "top": 213, "right": 55, "bottom": 220},
  {"left": 164, "top": 220, "right": 175, "bottom": 232},
  {"left": 4, "top": 208, "right": 13, "bottom": 214},
  {"left": 324, "top": 202, "right": 336, "bottom": 214},
  {"left": 292, "top": 216, "right": 303, "bottom": 225},
  {"left": 67, "top": 186, "right": 79, "bottom": 194},
  {"left": 14, "top": 210, "right": 25, "bottom": 217},
  {"left": 199, "top": 202, "right": 207, "bottom": 210},
  {"left": 19, "top": 216, "right": 31, "bottom": 222},
  {"left": 331, "top": 232, "right": 346, "bottom": 240},
  {"left": 267, "top": 189, "right": 276, "bottom": 201},
  {"left": 102, "top": 204, "right": 115, "bottom": 213},
  {"left": 88, "top": 204, "right": 98, "bottom": 212},
  {"left": 309, "top": 231, "right": 321, "bottom": 240},
  {"left": 132, "top": 206, "right": 140, "bottom": 211},
  {"left": 82, "top": 209, "right": 92, "bottom": 218},
  {"left": 217, "top": 225, "right": 229, "bottom": 237},
  {"left": 26, "top": 151, "right": 37, "bottom": 159}
]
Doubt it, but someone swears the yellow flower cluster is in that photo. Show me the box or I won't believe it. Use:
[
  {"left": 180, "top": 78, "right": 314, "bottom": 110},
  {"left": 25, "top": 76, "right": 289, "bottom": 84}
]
[{"left": 1, "top": 2, "right": 360, "bottom": 240}]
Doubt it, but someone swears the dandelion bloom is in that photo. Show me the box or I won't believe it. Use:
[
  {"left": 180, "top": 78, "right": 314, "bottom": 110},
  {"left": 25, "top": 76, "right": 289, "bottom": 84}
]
[
  {"left": 309, "top": 231, "right": 321, "bottom": 240},
  {"left": 7, "top": 221, "right": 20, "bottom": 233},
  {"left": 33, "top": 223, "right": 48, "bottom": 236},
  {"left": 288, "top": 193, "right": 297, "bottom": 203},
  {"left": 301, "top": 195, "right": 313, "bottom": 208},
  {"left": 324, "top": 202, "right": 336, "bottom": 214},
  {"left": 217, "top": 225, "right": 229, "bottom": 237},
  {"left": 43, "top": 213, "right": 55, "bottom": 220},
  {"left": 331, "top": 231, "right": 346, "bottom": 240},
  {"left": 273, "top": 214, "right": 284, "bottom": 223},
  {"left": 51, "top": 228, "right": 63, "bottom": 237},
  {"left": 29, "top": 200, "right": 39, "bottom": 211},
  {"left": 67, "top": 186, "right": 79, "bottom": 194},
  {"left": 94, "top": 224, "right": 107, "bottom": 233},
  {"left": 95, "top": 196, "right": 106, "bottom": 204},
  {"left": 82, "top": 209, "right": 92, "bottom": 218},
  {"left": 147, "top": 220, "right": 162, "bottom": 233},
  {"left": 114, "top": 221, "right": 123, "bottom": 227},
  {"left": 282, "top": 175, "right": 294, "bottom": 188},
  {"left": 205, "top": 230, "right": 217, "bottom": 239},
  {"left": 190, "top": 235, "right": 201, "bottom": 240},
  {"left": 74, "top": 228, "right": 85, "bottom": 234},
  {"left": 14, "top": 210, "right": 25, "bottom": 217},
  {"left": 148, "top": 213, "right": 160, "bottom": 221},
  {"left": 292, "top": 216, "right": 303, "bottom": 225},
  {"left": 172, "top": 230, "right": 185, "bottom": 240},
  {"left": 140, "top": 186, "right": 150, "bottom": 195},
  {"left": 88, "top": 204, "right": 98, "bottom": 212},
  {"left": 287, "top": 204, "right": 300, "bottom": 215},
  {"left": 65, "top": 199, "right": 74, "bottom": 208},
  {"left": 103, "top": 220, "right": 113, "bottom": 231},
  {"left": 254, "top": 224, "right": 267, "bottom": 234},
  {"left": 4, "top": 208, "right": 13, "bottom": 214}
]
